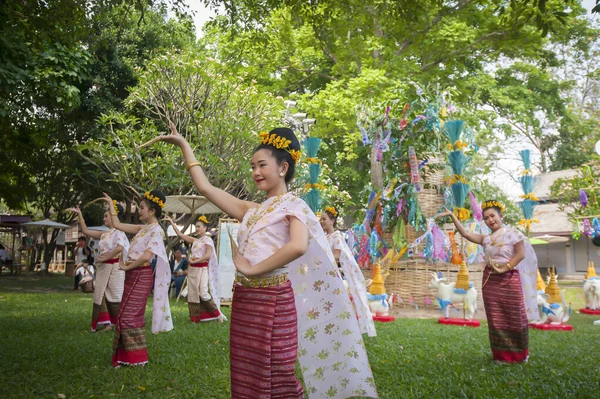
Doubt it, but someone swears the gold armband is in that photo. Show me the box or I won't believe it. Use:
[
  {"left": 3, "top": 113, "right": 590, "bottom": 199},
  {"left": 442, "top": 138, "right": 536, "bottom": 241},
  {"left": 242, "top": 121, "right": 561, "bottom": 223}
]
[{"left": 186, "top": 162, "right": 201, "bottom": 171}]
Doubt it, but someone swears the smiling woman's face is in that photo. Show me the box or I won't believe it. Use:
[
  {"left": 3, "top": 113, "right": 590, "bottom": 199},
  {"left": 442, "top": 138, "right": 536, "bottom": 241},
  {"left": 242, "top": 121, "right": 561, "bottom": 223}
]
[
  {"left": 251, "top": 149, "right": 285, "bottom": 192},
  {"left": 483, "top": 208, "right": 502, "bottom": 231}
]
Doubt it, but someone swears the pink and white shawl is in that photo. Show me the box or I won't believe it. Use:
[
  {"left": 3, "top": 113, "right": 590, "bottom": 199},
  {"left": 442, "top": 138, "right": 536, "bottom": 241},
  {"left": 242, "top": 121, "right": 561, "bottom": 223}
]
[
  {"left": 327, "top": 230, "right": 376, "bottom": 337},
  {"left": 237, "top": 193, "right": 378, "bottom": 399},
  {"left": 482, "top": 226, "right": 540, "bottom": 321},
  {"left": 98, "top": 228, "right": 130, "bottom": 260},
  {"left": 127, "top": 223, "right": 173, "bottom": 334}
]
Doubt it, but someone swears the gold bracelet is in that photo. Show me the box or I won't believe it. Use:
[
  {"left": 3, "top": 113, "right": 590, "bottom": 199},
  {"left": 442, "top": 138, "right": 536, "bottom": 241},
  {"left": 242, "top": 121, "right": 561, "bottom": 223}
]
[
  {"left": 506, "top": 263, "right": 513, "bottom": 270},
  {"left": 186, "top": 162, "right": 201, "bottom": 171},
  {"left": 110, "top": 212, "right": 117, "bottom": 216}
]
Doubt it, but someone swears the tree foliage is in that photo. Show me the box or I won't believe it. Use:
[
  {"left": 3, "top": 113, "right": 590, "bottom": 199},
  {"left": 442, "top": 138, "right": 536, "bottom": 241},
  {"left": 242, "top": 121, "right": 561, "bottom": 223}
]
[
  {"left": 78, "top": 52, "right": 285, "bottom": 202},
  {"left": 199, "top": 0, "right": 597, "bottom": 215},
  {"left": 0, "top": 1, "right": 196, "bottom": 265},
  {"left": 551, "top": 161, "right": 600, "bottom": 226}
]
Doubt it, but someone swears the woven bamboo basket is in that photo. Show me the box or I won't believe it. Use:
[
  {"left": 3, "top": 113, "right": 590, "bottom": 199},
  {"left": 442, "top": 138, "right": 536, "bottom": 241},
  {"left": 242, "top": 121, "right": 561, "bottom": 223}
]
[
  {"left": 364, "top": 261, "right": 485, "bottom": 311},
  {"left": 365, "top": 156, "right": 480, "bottom": 311}
]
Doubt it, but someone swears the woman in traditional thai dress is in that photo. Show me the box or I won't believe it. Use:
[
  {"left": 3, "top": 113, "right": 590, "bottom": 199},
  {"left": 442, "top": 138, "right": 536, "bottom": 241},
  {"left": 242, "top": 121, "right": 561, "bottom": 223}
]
[
  {"left": 320, "top": 205, "right": 376, "bottom": 337},
  {"left": 100, "top": 190, "right": 173, "bottom": 367},
  {"left": 68, "top": 202, "right": 129, "bottom": 332},
  {"left": 165, "top": 215, "right": 224, "bottom": 322},
  {"left": 440, "top": 200, "right": 539, "bottom": 363},
  {"left": 154, "top": 124, "right": 377, "bottom": 398}
]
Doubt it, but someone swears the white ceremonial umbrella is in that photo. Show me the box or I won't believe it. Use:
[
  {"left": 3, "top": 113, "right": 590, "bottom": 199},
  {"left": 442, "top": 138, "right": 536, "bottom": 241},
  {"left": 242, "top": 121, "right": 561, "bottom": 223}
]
[
  {"left": 167, "top": 224, "right": 196, "bottom": 237},
  {"left": 22, "top": 219, "right": 71, "bottom": 268},
  {"left": 22, "top": 219, "right": 70, "bottom": 229},
  {"left": 164, "top": 195, "right": 221, "bottom": 215},
  {"left": 88, "top": 226, "right": 110, "bottom": 232}
]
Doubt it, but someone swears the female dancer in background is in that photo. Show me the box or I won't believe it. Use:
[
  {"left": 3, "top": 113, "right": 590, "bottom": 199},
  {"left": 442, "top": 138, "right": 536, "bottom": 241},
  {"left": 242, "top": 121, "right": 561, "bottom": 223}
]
[
  {"left": 101, "top": 190, "right": 173, "bottom": 367},
  {"left": 439, "top": 200, "right": 538, "bottom": 363},
  {"left": 320, "top": 205, "right": 376, "bottom": 337},
  {"left": 68, "top": 202, "right": 129, "bottom": 332},
  {"left": 165, "top": 215, "right": 224, "bottom": 322}
]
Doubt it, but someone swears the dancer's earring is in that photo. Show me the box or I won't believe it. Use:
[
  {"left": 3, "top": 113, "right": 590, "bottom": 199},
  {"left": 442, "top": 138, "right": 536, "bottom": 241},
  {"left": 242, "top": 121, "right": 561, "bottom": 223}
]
[{"left": 279, "top": 172, "right": 284, "bottom": 177}]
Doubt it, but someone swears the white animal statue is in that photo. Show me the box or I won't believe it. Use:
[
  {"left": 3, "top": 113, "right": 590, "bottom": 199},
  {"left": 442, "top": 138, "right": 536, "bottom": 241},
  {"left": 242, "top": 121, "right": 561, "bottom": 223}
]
[
  {"left": 583, "top": 278, "right": 600, "bottom": 310},
  {"left": 533, "top": 290, "right": 570, "bottom": 325},
  {"left": 366, "top": 293, "right": 390, "bottom": 316},
  {"left": 428, "top": 272, "right": 478, "bottom": 320}
]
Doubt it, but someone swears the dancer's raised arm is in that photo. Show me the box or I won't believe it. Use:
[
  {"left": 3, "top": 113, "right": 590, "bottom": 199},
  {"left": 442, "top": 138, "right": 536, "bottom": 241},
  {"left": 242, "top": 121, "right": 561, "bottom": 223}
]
[
  {"left": 163, "top": 216, "right": 195, "bottom": 245},
  {"left": 437, "top": 208, "right": 484, "bottom": 245},
  {"left": 67, "top": 207, "right": 103, "bottom": 239},
  {"left": 100, "top": 193, "right": 143, "bottom": 235},
  {"left": 154, "top": 123, "right": 257, "bottom": 221}
]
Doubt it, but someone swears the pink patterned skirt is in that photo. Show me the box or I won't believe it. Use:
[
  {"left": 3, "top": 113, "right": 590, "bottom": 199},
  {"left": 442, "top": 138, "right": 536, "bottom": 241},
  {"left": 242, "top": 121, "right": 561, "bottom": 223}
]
[
  {"left": 230, "top": 280, "right": 304, "bottom": 399},
  {"left": 482, "top": 268, "right": 529, "bottom": 363}
]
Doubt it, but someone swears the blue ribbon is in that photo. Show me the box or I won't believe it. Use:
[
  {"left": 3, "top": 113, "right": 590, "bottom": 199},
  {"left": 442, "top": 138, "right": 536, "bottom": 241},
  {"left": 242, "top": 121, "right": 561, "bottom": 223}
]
[
  {"left": 437, "top": 298, "right": 452, "bottom": 311},
  {"left": 542, "top": 305, "right": 556, "bottom": 316}
]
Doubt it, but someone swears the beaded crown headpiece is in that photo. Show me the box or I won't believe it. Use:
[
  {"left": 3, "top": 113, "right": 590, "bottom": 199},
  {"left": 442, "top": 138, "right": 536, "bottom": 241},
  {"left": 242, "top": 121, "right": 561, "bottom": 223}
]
[{"left": 258, "top": 131, "right": 301, "bottom": 163}]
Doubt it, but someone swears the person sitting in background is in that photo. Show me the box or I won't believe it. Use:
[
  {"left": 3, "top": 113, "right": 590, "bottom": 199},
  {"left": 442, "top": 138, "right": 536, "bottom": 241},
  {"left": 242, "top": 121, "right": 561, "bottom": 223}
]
[
  {"left": 76, "top": 259, "right": 95, "bottom": 290},
  {"left": 0, "top": 244, "right": 7, "bottom": 264},
  {"left": 73, "top": 237, "right": 92, "bottom": 290},
  {"left": 170, "top": 245, "right": 189, "bottom": 297}
]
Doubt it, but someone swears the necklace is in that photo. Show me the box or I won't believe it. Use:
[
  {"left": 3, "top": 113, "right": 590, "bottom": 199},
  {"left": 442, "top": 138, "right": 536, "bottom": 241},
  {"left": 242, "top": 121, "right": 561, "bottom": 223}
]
[{"left": 240, "top": 193, "right": 288, "bottom": 250}]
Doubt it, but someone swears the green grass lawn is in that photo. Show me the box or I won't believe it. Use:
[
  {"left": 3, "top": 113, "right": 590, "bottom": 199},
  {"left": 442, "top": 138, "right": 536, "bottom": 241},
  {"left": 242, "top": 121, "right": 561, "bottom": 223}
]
[{"left": 0, "top": 276, "right": 598, "bottom": 399}]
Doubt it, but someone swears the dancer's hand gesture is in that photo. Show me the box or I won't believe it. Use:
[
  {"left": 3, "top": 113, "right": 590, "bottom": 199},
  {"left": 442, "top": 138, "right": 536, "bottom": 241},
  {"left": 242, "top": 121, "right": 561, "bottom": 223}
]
[
  {"left": 233, "top": 253, "right": 252, "bottom": 276},
  {"left": 436, "top": 208, "right": 453, "bottom": 219},
  {"left": 66, "top": 206, "right": 82, "bottom": 215},
  {"left": 101, "top": 192, "right": 114, "bottom": 204},
  {"left": 138, "top": 121, "right": 185, "bottom": 149}
]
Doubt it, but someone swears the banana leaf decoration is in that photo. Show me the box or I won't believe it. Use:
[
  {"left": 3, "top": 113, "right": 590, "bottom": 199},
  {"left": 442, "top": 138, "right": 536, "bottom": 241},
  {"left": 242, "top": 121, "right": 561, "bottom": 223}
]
[
  {"left": 443, "top": 120, "right": 465, "bottom": 146},
  {"left": 304, "top": 190, "right": 321, "bottom": 213},
  {"left": 309, "top": 163, "right": 321, "bottom": 183},
  {"left": 393, "top": 218, "right": 407, "bottom": 251},
  {"left": 451, "top": 182, "right": 469, "bottom": 209},
  {"left": 301, "top": 137, "right": 322, "bottom": 213},
  {"left": 519, "top": 149, "right": 532, "bottom": 173},
  {"left": 448, "top": 151, "right": 467, "bottom": 175},
  {"left": 304, "top": 137, "right": 321, "bottom": 158}
]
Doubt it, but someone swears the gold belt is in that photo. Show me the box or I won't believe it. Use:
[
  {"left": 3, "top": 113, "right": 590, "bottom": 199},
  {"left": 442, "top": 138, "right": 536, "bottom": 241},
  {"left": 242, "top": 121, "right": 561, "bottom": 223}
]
[{"left": 234, "top": 273, "right": 288, "bottom": 288}]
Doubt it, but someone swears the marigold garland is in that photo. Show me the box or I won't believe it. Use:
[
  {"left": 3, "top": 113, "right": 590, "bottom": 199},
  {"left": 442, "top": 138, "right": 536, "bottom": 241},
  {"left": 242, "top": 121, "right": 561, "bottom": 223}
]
[
  {"left": 453, "top": 207, "right": 471, "bottom": 222},
  {"left": 445, "top": 174, "right": 468, "bottom": 185},
  {"left": 324, "top": 206, "right": 338, "bottom": 217},
  {"left": 519, "top": 193, "right": 540, "bottom": 201},
  {"left": 258, "top": 131, "right": 302, "bottom": 163},
  {"left": 482, "top": 200, "right": 505, "bottom": 213},
  {"left": 445, "top": 140, "right": 469, "bottom": 151},
  {"left": 198, "top": 215, "right": 209, "bottom": 224},
  {"left": 304, "top": 157, "right": 322, "bottom": 165},
  {"left": 519, "top": 218, "right": 539, "bottom": 231},
  {"left": 144, "top": 191, "right": 165, "bottom": 209},
  {"left": 305, "top": 183, "right": 326, "bottom": 191},
  {"left": 112, "top": 200, "right": 119, "bottom": 215}
]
